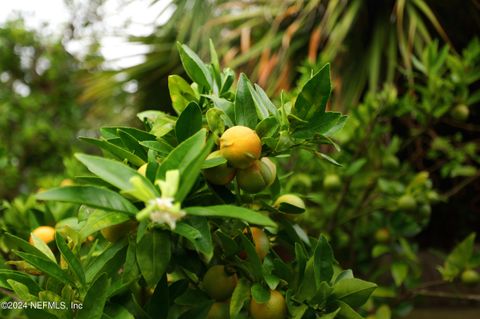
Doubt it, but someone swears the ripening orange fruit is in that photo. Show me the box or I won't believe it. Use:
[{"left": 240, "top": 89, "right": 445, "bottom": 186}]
[
  {"left": 29, "top": 226, "right": 56, "bottom": 244},
  {"left": 220, "top": 126, "right": 262, "bottom": 169}
]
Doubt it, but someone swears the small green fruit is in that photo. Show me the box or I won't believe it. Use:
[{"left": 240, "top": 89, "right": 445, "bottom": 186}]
[
  {"left": 323, "top": 174, "right": 341, "bottom": 191},
  {"left": 202, "top": 265, "right": 237, "bottom": 301},
  {"left": 203, "top": 151, "right": 236, "bottom": 185},
  {"left": 451, "top": 104, "right": 469, "bottom": 121},
  {"left": 237, "top": 158, "right": 276, "bottom": 193},
  {"left": 220, "top": 126, "right": 262, "bottom": 169},
  {"left": 461, "top": 269, "right": 480, "bottom": 285},
  {"left": 397, "top": 194, "right": 417, "bottom": 212},
  {"left": 207, "top": 302, "right": 230, "bottom": 319}
]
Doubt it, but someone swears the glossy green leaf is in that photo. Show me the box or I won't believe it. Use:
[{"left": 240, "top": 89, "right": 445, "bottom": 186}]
[
  {"left": 85, "top": 240, "right": 127, "bottom": 283},
  {"left": 229, "top": 278, "right": 251, "bottom": 318},
  {"left": 184, "top": 205, "right": 276, "bottom": 227},
  {"left": 157, "top": 129, "right": 207, "bottom": 180},
  {"left": 293, "top": 64, "right": 331, "bottom": 121},
  {"left": 137, "top": 230, "right": 171, "bottom": 287},
  {"left": 55, "top": 233, "right": 86, "bottom": 286},
  {"left": 75, "top": 153, "right": 158, "bottom": 196},
  {"left": 314, "top": 235, "right": 334, "bottom": 284},
  {"left": 0, "top": 269, "right": 41, "bottom": 294},
  {"left": 36, "top": 186, "right": 138, "bottom": 215},
  {"left": 77, "top": 273, "right": 110, "bottom": 319},
  {"left": 177, "top": 43, "right": 211, "bottom": 89},
  {"left": 80, "top": 137, "right": 145, "bottom": 167},
  {"left": 175, "top": 102, "right": 202, "bottom": 143},
  {"left": 234, "top": 73, "right": 258, "bottom": 128},
  {"left": 79, "top": 210, "right": 131, "bottom": 240},
  {"left": 332, "top": 278, "right": 377, "bottom": 308},
  {"left": 174, "top": 217, "right": 213, "bottom": 261},
  {"left": 168, "top": 74, "right": 197, "bottom": 114},
  {"left": 14, "top": 251, "right": 74, "bottom": 286}
]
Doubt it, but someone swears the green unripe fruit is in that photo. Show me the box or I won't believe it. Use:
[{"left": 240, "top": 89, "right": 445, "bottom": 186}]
[
  {"left": 220, "top": 126, "right": 262, "bottom": 169},
  {"left": 250, "top": 290, "right": 287, "bottom": 319},
  {"left": 203, "top": 151, "right": 236, "bottom": 185},
  {"left": 383, "top": 155, "right": 399, "bottom": 170},
  {"left": 207, "top": 302, "right": 230, "bottom": 319},
  {"left": 101, "top": 220, "right": 137, "bottom": 242},
  {"left": 202, "top": 265, "right": 237, "bottom": 301},
  {"left": 397, "top": 194, "right": 417, "bottom": 211},
  {"left": 237, "top": 158, "right": 276, "bottom": 193},
  {"left": 323, "top": 174, "right": 341, "bottom": 191},
  {"left": 461, "top": 269, "right": 480, "bottom": 285},
  {"left": 375, "top": 228, "right": 390, "bottom": 243},
  {"left": 451, "top": 104, "right": 469, "bottom": 121}
]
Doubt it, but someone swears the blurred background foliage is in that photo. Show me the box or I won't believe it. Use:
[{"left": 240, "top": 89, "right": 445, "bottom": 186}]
[{"left": 1, "top": 0, "right": 480, "bottom": 316}]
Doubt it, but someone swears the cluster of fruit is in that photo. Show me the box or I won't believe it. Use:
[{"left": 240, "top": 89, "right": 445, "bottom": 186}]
[
  {"left": 202, "top": 228, "right": 287, "bottom": 319},
  {"left": 203, "top": 126, "right": 276, "bottom": 194}
]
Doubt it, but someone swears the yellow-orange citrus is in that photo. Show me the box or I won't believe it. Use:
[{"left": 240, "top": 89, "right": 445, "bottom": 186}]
[
  {"left": 220, "top": 126, "right": 261, "bottom": 169},
  {"left": 29, "top": 226, "right": 56, "bottom": 244},
  {"left": 250, "top": 290, "right": 287, "bottom": 319}
]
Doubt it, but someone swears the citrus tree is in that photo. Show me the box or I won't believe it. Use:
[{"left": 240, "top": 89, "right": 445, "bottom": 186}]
[{"left": 0, "top": 43, "right": 376, "bottom": 319}]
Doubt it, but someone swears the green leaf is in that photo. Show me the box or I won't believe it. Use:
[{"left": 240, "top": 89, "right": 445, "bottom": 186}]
[
  {"left": 438, "top": 233, "right": 476, "bottom": 281},
  {"left": 157, "top": 129, "right": 207, "bottom": 180},
  {"left": 100, "top": 127, "right": 156, "bottom": 141},
  {"left": 391, "top": 262, "right": 408, "bottom": 286},
  {"left": 79, "top": 210, "right": 130, "bottom": 240},
  {"left": 85, "top": 240, "right": 127, "bottom": 283},
  {"left": 36, "top": 186, "right": 138, "bottom": 215},
  {"left": 314, "top": 235, "right": 334, "bottom": 284},
  {"left": 293, "top": 112, "right": 346, "bottom": 138},
  {"left": 137, "top": 230, "right": 171, "bottom": 287},
  {"left": 140, "top": 140, "right": 173, "bottom": 156},
  {"left": 14, "top": 251, "right": 74, "bottom": 286},
  {"left": 251, "top": 283, "right": 270, "bottom": 303},
  {"left": 184, "top": 205, "right": 276, "bottom": 227},
  {"left": 332, "top": 278, "right": 377, "bottom": 308},
  {"left": 255, "top": 117, "right": 279, "bottom": 138},
  {"left": 55, "top": 233, "right": 86, "bottom": 286},
  {"left": 118, "top": 129, "right": 148, "bottom": 160},
  {"left": 229, "top": 278, "right": 251, "bottom": 318},
  {"left": 75, "top": 153, "right": 158, "bottom": 196},
  {"left": 318, "top": 308, "right": 340, "bottom": 319},
  {"left": 7, "top": 280, "right": 36, "bottom": 302},
  {"left": 174, "top": 217, "right": 213, "bottom": 261},
  {"left": 177, "top": 43, "right": 212, "bottom": 89},
  {"left": 168, "top": 74, "right": 197, "bottom": 114},
  {"left": 77, "top": 273, "right": 110, "bottom": 319},
  {"left": 335, "top": 300, "right": 363, "bottom": 319},
  {"left": 293, "top": 64, "right": 331, "bottom": 121},
  {"left": 80, "top": 137, "right": 145, "bottom": 167},
  {"left": 175, "top": 102, "right": 203, "bottom": 143},
  {"left": 0, "top": 269, "right": 41, "bottom": 294},
  {"left": 234, "top": 73, "right": 258, "bottom": 128},
  {"left": 29, "top": 233, "right": 56, "bottom": 263},
  {"left": 175, "top": 136, "right": 214, "bottom": 202}
]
